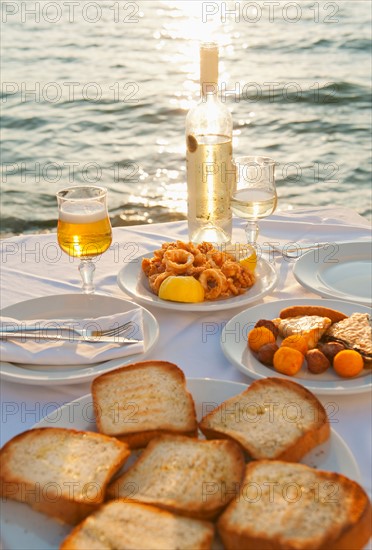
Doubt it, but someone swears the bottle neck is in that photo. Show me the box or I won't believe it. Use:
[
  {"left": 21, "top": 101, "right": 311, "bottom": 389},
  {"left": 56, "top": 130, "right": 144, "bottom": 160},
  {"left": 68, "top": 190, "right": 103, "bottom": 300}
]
[
  {"left": 200, "top": 89, "right": 219, "bottom": 103},
  {"left": 201, "top": 83, "right": 218, "bottom": 98},
  {"left": 200, "top": 42, "right": 218, "bottom": 98}
]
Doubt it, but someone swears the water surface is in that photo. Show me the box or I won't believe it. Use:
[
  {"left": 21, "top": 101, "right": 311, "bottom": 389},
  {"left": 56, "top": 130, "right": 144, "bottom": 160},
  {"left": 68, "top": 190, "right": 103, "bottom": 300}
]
[{"left": 1, "top": 0, "right": 371, "bottom": 235}]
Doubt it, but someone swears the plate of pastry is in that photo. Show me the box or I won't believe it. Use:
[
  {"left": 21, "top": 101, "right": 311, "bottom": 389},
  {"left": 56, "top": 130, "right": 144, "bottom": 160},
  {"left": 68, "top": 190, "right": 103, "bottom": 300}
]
[{"left": 221, "top": 298, "right": 371, "bottom": 395}]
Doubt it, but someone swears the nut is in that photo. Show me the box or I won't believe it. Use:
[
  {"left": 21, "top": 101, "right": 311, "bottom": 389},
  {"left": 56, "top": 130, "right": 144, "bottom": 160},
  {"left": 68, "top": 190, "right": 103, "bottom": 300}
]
[
  {"left": 258, "top": 342, "right": 279, "bottom": 366},
  {"left": 306, "top": 349, "right": 331, "bottom": 374},
  {"left": 254, "top": 319, "right": 279, "bottom": 339},
  {"left": 319, "top": 341, "right": 345, "bottom": 363}
]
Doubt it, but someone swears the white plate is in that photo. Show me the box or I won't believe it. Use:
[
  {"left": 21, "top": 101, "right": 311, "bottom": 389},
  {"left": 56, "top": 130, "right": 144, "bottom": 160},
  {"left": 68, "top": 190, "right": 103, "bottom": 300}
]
[
  {"left": 0, "top": 378, "right": 361, "bottom": 550},
  {"left": 117, "top": 253, "right": 278, "bottom": 311},
  {"left": 293, "top": 242, "right": 372, "bottom": 306},
  {"left": 221, "top": 298, "right": 372, "bottom": 395},
  {"left": 0, "top": 294, "right": 159, "bottom": 385}
]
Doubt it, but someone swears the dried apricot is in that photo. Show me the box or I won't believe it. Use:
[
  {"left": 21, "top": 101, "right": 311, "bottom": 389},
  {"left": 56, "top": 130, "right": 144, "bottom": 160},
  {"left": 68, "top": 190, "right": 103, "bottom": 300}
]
[
  {"left": 281, "top": 334, "right": 308, "bottom": 355},
  {"left": 273, "top": 347, "right": 304, "bottom": 376},
  {"left": 333, "top": 349, "right": 364, "bottom": 378},
  {"left": 248, "top": 326, "right": 276, "bottom": 353}
]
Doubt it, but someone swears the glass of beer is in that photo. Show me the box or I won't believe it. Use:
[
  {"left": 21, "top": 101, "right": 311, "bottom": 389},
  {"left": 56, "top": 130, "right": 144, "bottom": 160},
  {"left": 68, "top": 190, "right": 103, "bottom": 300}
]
[
  {"left": 56, "top": 186, "right": 112, "bottom": 294},
  {"left": 231, "top": 156, "right": 277, "bottom": 246}
]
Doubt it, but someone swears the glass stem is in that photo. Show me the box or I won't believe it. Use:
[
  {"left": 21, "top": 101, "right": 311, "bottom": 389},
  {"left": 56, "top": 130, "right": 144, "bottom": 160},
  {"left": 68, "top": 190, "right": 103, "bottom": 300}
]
[
  {"left": 79, "top": 259, "right": 95, "bottom": 294},
  {"left": 245, "top": 221, "right": 259, "bottom": 245}
]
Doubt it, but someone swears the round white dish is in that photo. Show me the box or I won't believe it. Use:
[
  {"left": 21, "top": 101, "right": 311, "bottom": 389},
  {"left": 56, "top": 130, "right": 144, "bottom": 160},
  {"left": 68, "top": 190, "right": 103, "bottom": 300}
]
[
  {"left": 0, "top": 378, "right": 361, "bottom": 550},
  {"left": 221, "top": 298, "right": 371, "bottom": 395},
  {"left": 0, "top": 294, "right": 159, "bottom": 385},
  {"left": 117, "top": 253, "right": 278, "bottom": 311},
  {"left": 293, "top": 242, "right": 372, "bottom": 306}
]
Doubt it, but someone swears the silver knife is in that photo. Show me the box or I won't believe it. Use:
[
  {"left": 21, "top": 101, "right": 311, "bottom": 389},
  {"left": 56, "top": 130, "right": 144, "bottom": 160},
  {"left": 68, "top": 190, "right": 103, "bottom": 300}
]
[{"left": 0, "top": 332, "right": 142, "bottom": 344}]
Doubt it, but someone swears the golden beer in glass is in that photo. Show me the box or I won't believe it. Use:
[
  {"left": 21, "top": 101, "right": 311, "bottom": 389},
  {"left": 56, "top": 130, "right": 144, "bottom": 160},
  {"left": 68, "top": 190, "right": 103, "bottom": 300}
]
[{"left": 57, "top": 186, "right": 112, "bottom": 293}]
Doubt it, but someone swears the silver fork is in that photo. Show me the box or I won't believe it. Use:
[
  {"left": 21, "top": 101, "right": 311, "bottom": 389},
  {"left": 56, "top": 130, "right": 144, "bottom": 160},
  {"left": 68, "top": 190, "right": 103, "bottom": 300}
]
[{"left": 0, "top": 321, "right": 136, "bottom": 339}]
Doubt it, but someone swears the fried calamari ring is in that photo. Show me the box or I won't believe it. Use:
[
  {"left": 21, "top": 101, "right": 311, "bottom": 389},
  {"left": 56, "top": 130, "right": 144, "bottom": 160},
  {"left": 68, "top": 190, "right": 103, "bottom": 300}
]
[
  {"left": 221, "top": 259, "right": 241, "bottom": 278},
  {"left": 148, "top": 271, "right": 172, "bottom": 294},
  {"left": 164, "top": 248, "right": 194, "bottom": 274},
  {"left": 199, "top": 268, "right": 227, "bottom": 300},
  {"left": 142, "top": 257, "right": 165, "bottom": 277},
  {"left": 206, "top": 251, "right": 234, "bottom": 268},
  {"left": 141, "top": 257, "right": 152, "bottom": 276}
]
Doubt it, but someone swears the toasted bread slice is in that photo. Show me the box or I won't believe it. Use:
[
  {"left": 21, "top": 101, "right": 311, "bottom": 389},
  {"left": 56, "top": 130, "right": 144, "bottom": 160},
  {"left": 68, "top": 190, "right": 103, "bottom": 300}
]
[
  {"left": 273, "top": 315, "right": 332, "bottom": 349},
  {"left": 61, "top": 500, "right": 214, "bottom": 550},
  {"left": 0, "top": 427, "right": 130, "bottom": 524},
  {"left": 199, "top": 377, "right": 330, "bottom": 462},
  {"left": 107, "top": 434, "right": 245, "bottom": 519},
  {"left": 92, "top": 361, "right": 198, "bottom": 448},
  {"left": 218, "top": 460, "right": 372, "bottom": 550},
  {"left": 324, "top": 312, "right": 371, "bottom": 366}
]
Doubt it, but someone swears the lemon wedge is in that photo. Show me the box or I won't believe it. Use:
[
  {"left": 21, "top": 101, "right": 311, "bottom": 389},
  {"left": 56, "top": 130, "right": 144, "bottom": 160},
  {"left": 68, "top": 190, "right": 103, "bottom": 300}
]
[
  {"left": 158, "top": 276, "right": 205, "bottom": 303},
  {"left": 225, "top": 244, "right": 257, "bottom": 272},
  {"left": 239, "top": 248, "right": 257, "bottom": 272}
]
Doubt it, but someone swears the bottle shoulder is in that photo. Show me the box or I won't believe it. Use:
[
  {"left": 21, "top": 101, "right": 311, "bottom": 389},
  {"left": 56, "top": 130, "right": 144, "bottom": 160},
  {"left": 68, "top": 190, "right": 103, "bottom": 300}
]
[
  {"left": 186, "top": 94, "right": 232, "bottom": 135},
  {"left": 186, "top": 94, "right": 232, "bottom": 117}
]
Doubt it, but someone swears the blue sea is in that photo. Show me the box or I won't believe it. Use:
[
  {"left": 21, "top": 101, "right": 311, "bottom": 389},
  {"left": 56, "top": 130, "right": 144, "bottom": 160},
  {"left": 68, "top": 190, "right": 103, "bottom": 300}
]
[{"left": 1, "top": 0, "right": 371, "bottom": 235}]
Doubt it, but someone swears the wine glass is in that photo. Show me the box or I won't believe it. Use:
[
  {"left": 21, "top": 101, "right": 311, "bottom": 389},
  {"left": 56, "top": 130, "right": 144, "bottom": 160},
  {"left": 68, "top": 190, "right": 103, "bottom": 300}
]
[
  {"left": 231, "top": 156, "right": 277, "bottom": 248},
  {"left": 56, "top": 186, "right": 112, "bottom": 294}
]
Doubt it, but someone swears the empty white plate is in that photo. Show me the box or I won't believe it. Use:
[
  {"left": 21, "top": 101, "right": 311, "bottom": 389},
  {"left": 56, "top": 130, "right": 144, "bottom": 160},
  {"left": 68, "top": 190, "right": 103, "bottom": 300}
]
[{"left": 293, "top": 242, "right": 372, "bottom": 306}]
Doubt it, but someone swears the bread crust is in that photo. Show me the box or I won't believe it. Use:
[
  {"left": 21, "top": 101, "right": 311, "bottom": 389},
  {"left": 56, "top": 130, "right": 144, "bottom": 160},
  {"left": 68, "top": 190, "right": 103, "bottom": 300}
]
[
  {"left": 92, "top": 360, "right": 198, "bottom": 447},
  {"left": 0, "top": 427, "right": 130, "bottom": 524},
  {"left": 199, "top": 377, "right": 330, "bottom": 462},
  {"left": 115, "top": 428, "right": 198, "bottom": 449},
  {"left": 279, "top": 306, "right": 347, "bottom": 323},
  {"left": 60, "top": 500, "right": 215, "bottom": 550},
  {"left": 92, "top": 360, "right": 187, "bottom": 388},
  {"left": 218, "top": 460, "right": 372, "bottom": 550},
  {"left": 324, "top": 492, "right": 372, "bottom": 550}
]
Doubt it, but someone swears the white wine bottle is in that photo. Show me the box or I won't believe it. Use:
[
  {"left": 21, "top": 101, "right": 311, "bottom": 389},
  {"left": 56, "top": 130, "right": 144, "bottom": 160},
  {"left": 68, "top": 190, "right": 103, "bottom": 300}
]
[{"left": 186, "top": 42, "right": 235, "bottom": 245}]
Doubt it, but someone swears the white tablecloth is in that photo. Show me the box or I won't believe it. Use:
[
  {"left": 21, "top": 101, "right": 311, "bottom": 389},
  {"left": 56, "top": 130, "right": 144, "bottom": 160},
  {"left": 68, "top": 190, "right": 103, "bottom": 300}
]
[{"left": 1, "top": 207, "right": 371, "bottom": 509}]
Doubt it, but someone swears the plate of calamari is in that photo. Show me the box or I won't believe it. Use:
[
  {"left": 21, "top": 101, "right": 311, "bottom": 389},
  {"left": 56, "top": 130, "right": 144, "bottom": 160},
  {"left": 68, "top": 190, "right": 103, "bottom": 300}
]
[{"left": 117, "top": 240, "right": 278, "bottom": 312}]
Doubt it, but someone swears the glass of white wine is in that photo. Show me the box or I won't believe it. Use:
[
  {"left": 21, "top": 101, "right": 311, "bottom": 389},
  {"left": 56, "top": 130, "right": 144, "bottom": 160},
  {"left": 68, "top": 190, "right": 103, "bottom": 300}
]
[
  {"left": 231, "top": 156, "right": 277, "bottom": 246},
  {"left": 56, "top": 186, "right": 112, "bottom": 294}
]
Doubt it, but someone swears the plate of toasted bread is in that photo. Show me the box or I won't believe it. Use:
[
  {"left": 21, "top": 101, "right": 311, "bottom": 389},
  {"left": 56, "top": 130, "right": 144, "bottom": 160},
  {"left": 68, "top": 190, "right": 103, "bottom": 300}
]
[
  {"left": 293, "top": 242, "right": 372, "bottom": 306},
  {"left": 221, "top": 298, "right": 371, "bottom": 395},
  {"left": 1, "top": 362, "right": 371, "bottom": 550}
]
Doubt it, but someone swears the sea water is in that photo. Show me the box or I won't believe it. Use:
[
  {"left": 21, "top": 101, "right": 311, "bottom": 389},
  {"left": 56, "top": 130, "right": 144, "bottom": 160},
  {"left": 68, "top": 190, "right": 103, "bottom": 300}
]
[{"left": 1, "top": 0, "right": 371, "bottom": 235}]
